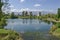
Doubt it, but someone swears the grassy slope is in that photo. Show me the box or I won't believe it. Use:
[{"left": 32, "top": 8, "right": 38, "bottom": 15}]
[
  {"left": 0, "top": 29, "right": 23, "bottom": 40},
  {"left": 52, "top": 28, "right": 60, "bottom": 37},
  {"left": 0, "top": 29, "right": 11, "bottom": 34}
]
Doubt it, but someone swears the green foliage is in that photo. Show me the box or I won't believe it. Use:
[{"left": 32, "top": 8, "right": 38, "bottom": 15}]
[
  {"left": 56, "top": 23, "right": 60, "bottom": 28},
  {"left": 0, "top": 0, "right": 3, "bottom": 20},
  {"left": 0, "top": 0, "right": 3, "bottom": 11},
  {"left": 0, "top": 29, "right": 23, "bottom": 40},
  {"left": 10, "top": 12, "right": 15, "bottom": 18},
  {"left": 22, "top": 11, "right": 28, "bottom": 16},
  {"left": 25, "top": 11, "right": 28, "bottom": 16},
  {"left": 22, "top": 11, "right": 25, "bottom": 16},
  {"left": 29, "top": 12, "right": 33, "bottom": 19},
  {"left": 10, "top": 12, "right": 18, "bottom": 19},
  {"left": 54, "top": 28, "right": 60, "bottom": 33},
  {"left": 52, "top": 28, "right": 60, "bottom": 37},
  {"left": 30, "top": 12, "right": 33, "bottom": 16},
  {"left": 58, "top": 8, "right": 60, "bottom": 18},
  {"left": 0, "top": 0, "right": 7, "bottom": 28},
  {"left": 0, "top": 15, "right": 7, "bottom": 29},
  {"left": 39, "top": 12, "right": 41, "bottom": 16}
]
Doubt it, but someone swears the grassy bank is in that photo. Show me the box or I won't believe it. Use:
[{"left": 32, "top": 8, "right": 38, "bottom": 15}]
[
  {"left": 50, "top": 22, "right": 60, "bottom": 38},
  {"left": 52, "top": 28, "right": 60, "bottom": 37},
  {"left": 0, "top": 29, "right": 23, "bottom": 40}
]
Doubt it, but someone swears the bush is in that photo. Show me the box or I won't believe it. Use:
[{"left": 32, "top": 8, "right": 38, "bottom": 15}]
[{"left": 56, "top": 23, "right": 60, "bottom": 28}]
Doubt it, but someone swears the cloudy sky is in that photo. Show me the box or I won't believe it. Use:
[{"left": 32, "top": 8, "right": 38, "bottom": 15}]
[{"left": 3, "top": 0, "right": 60, "bottom": 13}]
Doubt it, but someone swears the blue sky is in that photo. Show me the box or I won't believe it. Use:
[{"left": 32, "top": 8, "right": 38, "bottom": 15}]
[{"left": 3, "top": 0, "right": 60, "bottom": 13}]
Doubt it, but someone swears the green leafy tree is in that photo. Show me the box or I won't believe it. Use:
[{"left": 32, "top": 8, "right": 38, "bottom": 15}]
[
  {"left": 22, "top": 11, "right": 25, "bottom": 16},
  {"left": 30, "top": 12, "right": 33, "bottom": 16},
  {"left": 10, "top": 12, "right": 15, "bottom": 19},
  {"left": 0, "top": 0, "right": 8, "bottom": 28},
  {"left": 0, "top": 0, "right": 4, "bottom": 21},
  {"left": 29, "top": 12, "right": 33, "bottom": 18},
  {"left": 22, "top": 11, "right": 28, "bottom": 16},
  {"left": 25, "top": 11, "right": 28, "bottom": 16},
  {"left": 39, "top": 12, "right": 41, "bottom": 16},
  {"left": 58, "top": 8, "right": 60, "bottom": 18}
]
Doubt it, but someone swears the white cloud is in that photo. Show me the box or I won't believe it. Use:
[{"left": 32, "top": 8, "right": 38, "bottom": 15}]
[
  {"left": 34, "top": 4, "right": 41, "bottom": 7},
  {"left": 20, "top": 8, "right": 30, "bottom": 11},
  {"left": 10, "top": 8, "right": 43, "bottom": 12},
  {"left": 3, "top": 7, "right": 55, "bottom": 13},
  {"left": 20, "top": 0, "right": 24, "bottom": 3},
  {"left": 9, "top": 5, "right": 14, "bottom": 8},
  {"left": 2, "top": 6, "right": 54, "bottom": 13},
  {"left": 10, "top": 9, "right": 16, "bottom": 12},
  {"left": 19, "top": 8, "right": 42, "bottom": 12}
]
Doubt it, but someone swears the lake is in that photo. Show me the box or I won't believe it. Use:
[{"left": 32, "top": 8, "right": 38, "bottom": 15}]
[
  {"left": 4, "top": 19, "right": 52, "bottom": 33},
  {"left": 5, "top": 19, "right": 60, "bottom": 40}
]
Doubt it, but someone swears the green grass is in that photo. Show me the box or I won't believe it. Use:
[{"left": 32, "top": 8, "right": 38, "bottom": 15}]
[
  {"left": 0, "top": 29, "right": 19, "bottom": 36},
  {"left": 54, "top": 28, "right": 60, "bottom": 33},
  {"left": 0, "top": 29, "right": 12, "bottom": 34},
  {"left": 52, "top": 28, "right": 60, "bottom": 37},
  {"left": 0, "top": 29, "right": 23, "bottom": 40}
]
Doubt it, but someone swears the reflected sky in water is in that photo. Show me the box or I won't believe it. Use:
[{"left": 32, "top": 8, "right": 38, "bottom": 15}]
[{"left": 5, "top": 19, "right": 52, "bottom": 33}]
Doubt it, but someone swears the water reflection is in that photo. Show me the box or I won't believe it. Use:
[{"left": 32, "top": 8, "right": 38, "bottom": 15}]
[
  {"left": 20, "top": 19, "right": 49, "bottom": 24},
  {"left": 5, "top": 19, "right": 60, "bottom": 40},
  {"left": 7, "top": 19, "right": 51, "bottom": 25},
  {"left": 5, "top": 19, "right": 52, "bottom": 33}
]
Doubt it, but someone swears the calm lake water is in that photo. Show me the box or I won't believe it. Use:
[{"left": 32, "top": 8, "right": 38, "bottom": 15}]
[{"left": 4, "top": 19, "right": 52, "bottom": 33}]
